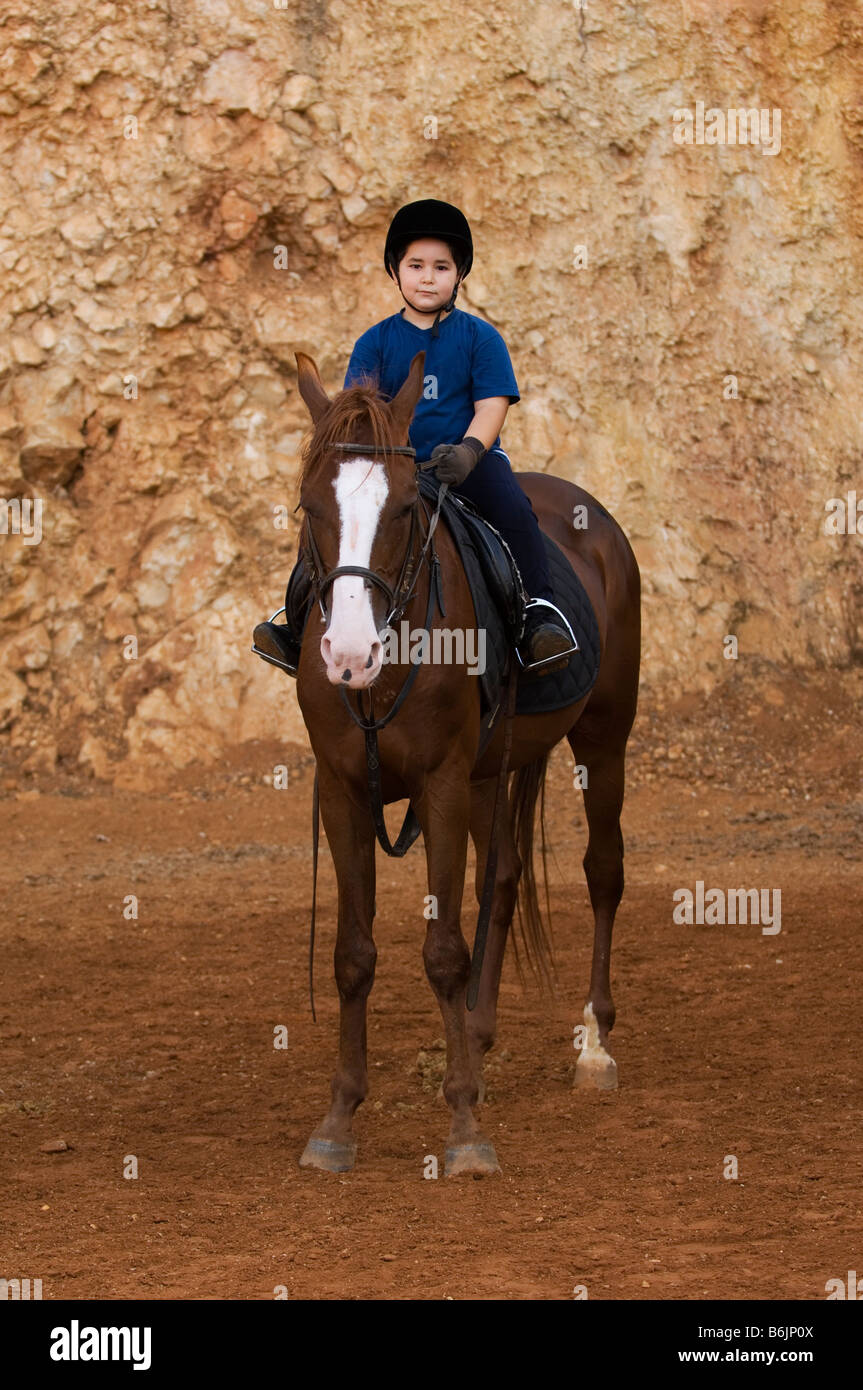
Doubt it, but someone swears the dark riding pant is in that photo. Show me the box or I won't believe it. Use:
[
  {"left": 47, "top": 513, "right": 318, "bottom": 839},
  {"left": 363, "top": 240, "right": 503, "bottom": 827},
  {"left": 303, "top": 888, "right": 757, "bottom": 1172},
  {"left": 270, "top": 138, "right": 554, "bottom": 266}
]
[{"left": 448, "top": 447, "right": 554, "bottom": 601}]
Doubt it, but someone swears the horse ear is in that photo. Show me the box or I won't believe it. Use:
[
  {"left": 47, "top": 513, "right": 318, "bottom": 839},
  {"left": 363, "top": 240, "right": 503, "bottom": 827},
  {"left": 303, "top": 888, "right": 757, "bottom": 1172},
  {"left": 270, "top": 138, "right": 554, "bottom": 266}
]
[
  {"left": 295, "top": 352, "right": 330, "bottom": 423},
  {"left": 388, "top": 351, "right": 426, "bottom": 439}
]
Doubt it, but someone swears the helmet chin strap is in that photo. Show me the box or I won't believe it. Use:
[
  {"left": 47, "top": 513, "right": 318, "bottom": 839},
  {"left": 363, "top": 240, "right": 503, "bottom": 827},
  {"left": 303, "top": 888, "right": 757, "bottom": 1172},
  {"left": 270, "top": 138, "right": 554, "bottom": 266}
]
[{"left": 430, "top": 280, "right": 460, "bottom": 338}]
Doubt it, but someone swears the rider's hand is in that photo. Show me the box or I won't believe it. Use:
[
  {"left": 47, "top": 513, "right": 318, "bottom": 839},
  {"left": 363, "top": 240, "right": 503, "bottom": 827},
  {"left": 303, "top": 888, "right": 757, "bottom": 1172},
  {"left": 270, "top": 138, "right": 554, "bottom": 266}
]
[{"left": 428, "top": 436, "right": 486, "bottom": 485}]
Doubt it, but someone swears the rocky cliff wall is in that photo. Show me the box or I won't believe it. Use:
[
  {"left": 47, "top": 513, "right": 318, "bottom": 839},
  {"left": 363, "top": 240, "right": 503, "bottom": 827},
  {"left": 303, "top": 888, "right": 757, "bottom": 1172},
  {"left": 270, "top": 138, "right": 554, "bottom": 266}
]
[{"left": 1, "top": 0, "right": 861, "bottom": 785}]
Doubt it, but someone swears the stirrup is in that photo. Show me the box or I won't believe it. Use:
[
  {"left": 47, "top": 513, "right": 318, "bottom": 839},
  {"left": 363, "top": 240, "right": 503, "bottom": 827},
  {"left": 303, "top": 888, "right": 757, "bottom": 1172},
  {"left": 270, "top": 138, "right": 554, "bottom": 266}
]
[
  {"left": 251, "top": 607, "right": 300, "bottom": 677},
  {"left": 516, "top": 598, "right": 579, "bottom": 673}
]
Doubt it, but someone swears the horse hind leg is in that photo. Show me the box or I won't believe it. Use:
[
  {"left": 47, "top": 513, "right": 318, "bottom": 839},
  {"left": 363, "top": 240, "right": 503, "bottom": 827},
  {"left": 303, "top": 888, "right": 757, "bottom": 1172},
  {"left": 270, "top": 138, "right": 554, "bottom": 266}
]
[{"left": 568, "top": 731, "right": 626, "bottom": 1091}]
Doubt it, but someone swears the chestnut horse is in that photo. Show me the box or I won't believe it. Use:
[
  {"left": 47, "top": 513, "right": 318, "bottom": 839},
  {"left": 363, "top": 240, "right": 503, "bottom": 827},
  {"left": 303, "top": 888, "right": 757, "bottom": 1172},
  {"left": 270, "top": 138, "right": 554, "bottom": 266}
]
[{"left": 293, "top": 348, "right": 640, "bottom": 1176}]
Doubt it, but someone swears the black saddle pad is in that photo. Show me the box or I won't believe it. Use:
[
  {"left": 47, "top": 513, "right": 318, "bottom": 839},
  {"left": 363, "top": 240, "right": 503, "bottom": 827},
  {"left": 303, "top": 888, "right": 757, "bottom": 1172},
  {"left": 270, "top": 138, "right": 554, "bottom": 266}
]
[
  {"left": 418, "top": 474, "right": 601, "bottom": 719},
  {"left": 515, "top": 531, "right": 601, "bottom": 715}
]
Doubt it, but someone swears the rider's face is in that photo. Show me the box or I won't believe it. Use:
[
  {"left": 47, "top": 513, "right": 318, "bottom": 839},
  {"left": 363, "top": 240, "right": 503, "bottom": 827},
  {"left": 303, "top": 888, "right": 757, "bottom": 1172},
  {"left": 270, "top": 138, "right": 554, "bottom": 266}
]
[{"left": 396, "top": 239, "right": 458, "bottom": 311}]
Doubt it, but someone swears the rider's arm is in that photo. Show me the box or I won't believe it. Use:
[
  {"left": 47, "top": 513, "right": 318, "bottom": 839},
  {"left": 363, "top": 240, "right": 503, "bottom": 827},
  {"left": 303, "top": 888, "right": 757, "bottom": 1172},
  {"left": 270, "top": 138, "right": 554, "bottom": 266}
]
[{"left": 466, "top": 396, "right": 509, "bottom": 452}]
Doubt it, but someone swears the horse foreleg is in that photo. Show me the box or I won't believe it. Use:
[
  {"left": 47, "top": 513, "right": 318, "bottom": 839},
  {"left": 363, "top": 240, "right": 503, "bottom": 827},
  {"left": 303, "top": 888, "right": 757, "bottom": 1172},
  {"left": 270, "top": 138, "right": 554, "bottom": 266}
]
[
  {"left": 466, "top": 778, "right": 521, "bottom": 1103},
  {"left": 299, "top": 777, "right": 376, "bottom": 1173},
  {"left": 568, "top": 732, "right": 626, "bottom": 1091},
  {"left": 416, "top": 767, "right": 500, "bottom": 1176}
]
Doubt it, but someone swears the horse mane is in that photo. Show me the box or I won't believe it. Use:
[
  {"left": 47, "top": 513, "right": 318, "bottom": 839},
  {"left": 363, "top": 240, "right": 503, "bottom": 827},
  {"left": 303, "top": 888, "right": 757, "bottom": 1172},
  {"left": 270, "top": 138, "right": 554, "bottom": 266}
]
[{"left": 300, "top": 377, "right": 401, "bottom": 485}]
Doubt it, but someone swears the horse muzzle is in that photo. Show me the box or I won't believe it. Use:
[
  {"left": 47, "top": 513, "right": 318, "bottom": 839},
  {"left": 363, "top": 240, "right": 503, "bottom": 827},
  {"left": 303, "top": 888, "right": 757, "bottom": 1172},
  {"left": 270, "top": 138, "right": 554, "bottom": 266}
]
[{"left": 320, "top": 630, "right": 384, "bottom": 687}]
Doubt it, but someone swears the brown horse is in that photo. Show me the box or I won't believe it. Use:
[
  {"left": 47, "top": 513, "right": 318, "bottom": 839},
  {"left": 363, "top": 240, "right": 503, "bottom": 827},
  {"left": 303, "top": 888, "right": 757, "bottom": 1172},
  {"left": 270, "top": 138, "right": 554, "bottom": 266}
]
[{"left": 293, "top": 348, "right": 640, "bottom": 1176}]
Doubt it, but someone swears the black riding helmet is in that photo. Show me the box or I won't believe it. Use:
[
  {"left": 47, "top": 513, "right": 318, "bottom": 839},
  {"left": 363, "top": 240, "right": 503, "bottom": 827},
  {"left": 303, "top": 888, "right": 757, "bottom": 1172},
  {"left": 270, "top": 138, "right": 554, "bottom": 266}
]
[{"left": 384, "top": 200, "right": 473, "bottom": 338}]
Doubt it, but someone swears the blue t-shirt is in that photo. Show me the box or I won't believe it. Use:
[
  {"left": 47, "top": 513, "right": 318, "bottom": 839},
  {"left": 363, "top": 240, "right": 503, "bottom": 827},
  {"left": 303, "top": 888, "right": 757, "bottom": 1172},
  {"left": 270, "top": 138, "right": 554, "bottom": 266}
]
[{"left": 343, "top": 308, "right": 519, "bottom": 463}]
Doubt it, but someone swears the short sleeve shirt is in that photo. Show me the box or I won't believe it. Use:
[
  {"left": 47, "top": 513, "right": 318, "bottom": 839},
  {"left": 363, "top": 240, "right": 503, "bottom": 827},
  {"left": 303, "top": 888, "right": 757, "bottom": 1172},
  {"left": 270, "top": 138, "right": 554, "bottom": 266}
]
[{"left": 343, "top": 308, "right": 519, "bottom": 463}]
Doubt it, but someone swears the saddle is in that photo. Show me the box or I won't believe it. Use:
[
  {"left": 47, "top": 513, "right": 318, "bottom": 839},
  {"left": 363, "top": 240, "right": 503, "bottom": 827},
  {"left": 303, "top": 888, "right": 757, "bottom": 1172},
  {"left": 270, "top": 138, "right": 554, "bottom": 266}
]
[{"left": 285, "top": 474, "right": 601, "bottom": 731}]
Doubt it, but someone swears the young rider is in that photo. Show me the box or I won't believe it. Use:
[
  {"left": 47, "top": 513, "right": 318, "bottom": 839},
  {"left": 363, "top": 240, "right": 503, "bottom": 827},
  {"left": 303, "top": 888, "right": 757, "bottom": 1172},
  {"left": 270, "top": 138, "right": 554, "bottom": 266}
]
[{"left": 253, "top": 198, "right": 575, "bottom": 674}]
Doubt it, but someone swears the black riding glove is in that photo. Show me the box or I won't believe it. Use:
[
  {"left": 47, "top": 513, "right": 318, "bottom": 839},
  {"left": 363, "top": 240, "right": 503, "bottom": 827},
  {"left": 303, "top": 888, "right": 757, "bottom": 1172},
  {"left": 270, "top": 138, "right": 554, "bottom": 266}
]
[{"left": 428, "top": 436, "right": 486, "bottom": 486}]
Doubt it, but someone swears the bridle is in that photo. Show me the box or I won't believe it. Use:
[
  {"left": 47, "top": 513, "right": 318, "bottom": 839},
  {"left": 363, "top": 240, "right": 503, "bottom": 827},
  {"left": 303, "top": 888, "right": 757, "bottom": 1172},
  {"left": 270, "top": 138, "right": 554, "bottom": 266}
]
[
  {"left": 302, "top": 441, "right": 442, "bottom": 634},
  {"left": 302, "top": 437, "right": 448, "bottom": 843},
  {"left": 301, "top": 441, "right": 450, "bottom": 718}
]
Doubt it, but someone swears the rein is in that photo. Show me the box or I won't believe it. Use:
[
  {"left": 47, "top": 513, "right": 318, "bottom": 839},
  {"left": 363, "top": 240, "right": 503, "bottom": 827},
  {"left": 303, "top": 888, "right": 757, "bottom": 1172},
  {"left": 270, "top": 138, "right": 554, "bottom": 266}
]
[
  {"left": 305, "top": 441, "right": 516, "bottom": 1020},
  {"left": 334, "top": 483, "right": 444, "bottom": 856}
]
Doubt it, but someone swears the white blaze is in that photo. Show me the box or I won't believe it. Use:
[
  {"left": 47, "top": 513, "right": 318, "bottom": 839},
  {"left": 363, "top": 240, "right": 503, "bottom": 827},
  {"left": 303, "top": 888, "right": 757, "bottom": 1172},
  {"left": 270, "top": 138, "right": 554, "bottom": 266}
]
[{"left": 321, "top": 457, "right": 388, "bottom": 683}]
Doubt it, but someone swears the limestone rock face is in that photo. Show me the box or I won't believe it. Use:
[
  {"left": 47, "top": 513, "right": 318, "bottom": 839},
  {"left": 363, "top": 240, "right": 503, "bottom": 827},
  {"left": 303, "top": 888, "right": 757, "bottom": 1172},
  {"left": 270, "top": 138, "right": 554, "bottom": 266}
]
[
  {"left": 19, "top": 418, "right": 86, "bottom": 489},
  {"left": 1, "top": 1, "right": 861, "bottom": 784}
]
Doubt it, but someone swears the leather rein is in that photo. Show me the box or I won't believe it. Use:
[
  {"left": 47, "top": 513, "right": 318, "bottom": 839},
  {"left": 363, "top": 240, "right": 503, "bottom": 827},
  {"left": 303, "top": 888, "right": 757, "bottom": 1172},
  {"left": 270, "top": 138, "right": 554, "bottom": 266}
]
[{"left": 303, "top": 440, "right": 517, "bottom": 1018}]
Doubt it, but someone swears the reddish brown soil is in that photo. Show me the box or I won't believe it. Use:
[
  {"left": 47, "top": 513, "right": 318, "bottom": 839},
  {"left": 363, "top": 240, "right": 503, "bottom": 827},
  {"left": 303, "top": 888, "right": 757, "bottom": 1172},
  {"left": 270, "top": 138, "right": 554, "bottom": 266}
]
[{"left": 1, "top": 668, "right": 861, "bottom": 1300}]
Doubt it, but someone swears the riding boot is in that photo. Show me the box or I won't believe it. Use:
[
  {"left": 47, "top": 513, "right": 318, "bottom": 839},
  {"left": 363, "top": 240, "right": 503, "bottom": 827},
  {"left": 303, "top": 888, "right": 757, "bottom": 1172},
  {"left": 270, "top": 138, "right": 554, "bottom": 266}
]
[
  {"left": 252, "top": 620, "right": 302, "bottom": 675},
  {"left": 251, "top": 556, "right": 313, "bottom": 677},
  {"left": 519, "top": 599, "right": 578, "bottom": 676}
]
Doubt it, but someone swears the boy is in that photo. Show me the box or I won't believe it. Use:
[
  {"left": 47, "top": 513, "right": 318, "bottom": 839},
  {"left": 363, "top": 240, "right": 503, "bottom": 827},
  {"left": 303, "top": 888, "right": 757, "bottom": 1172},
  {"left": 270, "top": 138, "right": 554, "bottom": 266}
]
[{"left": 253, "top": 198, "right": 575, "bottom": 674}]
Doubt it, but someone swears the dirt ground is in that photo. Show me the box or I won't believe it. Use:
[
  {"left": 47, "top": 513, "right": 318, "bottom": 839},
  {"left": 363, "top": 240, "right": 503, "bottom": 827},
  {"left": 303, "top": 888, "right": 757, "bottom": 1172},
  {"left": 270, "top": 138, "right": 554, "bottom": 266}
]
[{"left": 1, "top": 666, "right": 861, "bottom": 1301}]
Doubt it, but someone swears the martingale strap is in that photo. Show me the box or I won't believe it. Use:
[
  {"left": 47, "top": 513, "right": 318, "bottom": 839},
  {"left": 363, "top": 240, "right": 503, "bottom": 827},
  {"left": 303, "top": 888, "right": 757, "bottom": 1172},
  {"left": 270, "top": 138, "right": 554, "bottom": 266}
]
[
  {"left": 305, "top": 460, "right": 516, "bottom": 1020},
  {"left": 467, "top": 658, "right": 518, "bottom": 1012},
  {"left": 309, "top": 771, "right": 320, "bottom": 1023},
  {"left": 339, "top": 547, "right": 440, "bottom": 853},
  {"left": 307, "top": 480, "right": 445, "bottom": 1019}
]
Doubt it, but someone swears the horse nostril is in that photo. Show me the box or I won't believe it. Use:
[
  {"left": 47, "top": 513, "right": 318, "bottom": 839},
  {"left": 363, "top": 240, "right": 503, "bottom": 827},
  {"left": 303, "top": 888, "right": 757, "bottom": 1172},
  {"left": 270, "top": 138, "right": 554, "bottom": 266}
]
[
  {"left": 365, "top": 654, "right": 374, "bottom": 669},
  {"left": 341, "top": 668, "right": 352, "bottom": 682}
]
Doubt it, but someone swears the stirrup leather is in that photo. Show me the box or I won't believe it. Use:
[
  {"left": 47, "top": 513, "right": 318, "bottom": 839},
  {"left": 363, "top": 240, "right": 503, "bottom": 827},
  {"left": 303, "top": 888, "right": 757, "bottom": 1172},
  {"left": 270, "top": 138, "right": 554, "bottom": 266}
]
[{"left": 516, "top": 598, "right": 579, "bottom": 673}]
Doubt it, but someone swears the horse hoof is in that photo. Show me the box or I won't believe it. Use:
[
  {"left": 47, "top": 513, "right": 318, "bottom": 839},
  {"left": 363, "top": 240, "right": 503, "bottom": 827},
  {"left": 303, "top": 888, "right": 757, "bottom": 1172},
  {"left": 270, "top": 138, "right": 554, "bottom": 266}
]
[
  {"left": 444, "top": 1140, "right": 501, "bottom": 1177},
  {"left": 575, "top": 1001, "right": 619, "bottom": 1090},
  {"left": 574, "top": 1049, "right": 618, "bottom": 1091},
  {"left": 299, "top": 1136, "right": 357, "bottom": 1172}
]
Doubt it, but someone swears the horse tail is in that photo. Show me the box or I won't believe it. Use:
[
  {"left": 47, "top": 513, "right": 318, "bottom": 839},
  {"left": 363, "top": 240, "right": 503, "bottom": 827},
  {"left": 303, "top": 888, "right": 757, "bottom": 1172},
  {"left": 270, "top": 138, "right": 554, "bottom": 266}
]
[{"left": 509, "top": 754, "right": 557, "bottom": 992}]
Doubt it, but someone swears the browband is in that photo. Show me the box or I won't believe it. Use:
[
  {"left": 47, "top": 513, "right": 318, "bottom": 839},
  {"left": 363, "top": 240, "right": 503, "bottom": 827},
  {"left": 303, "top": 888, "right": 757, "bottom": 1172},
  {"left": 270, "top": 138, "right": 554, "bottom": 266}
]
[{"left": 326, "top": 441, "right": 416, "bottom": 458}]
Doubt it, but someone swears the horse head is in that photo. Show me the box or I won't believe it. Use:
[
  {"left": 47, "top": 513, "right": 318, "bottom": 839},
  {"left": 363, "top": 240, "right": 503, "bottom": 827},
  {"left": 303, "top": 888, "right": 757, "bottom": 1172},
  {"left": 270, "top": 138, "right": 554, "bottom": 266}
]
[{"left": 295, "top": 350, "right": 426, "bottom": 688}]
